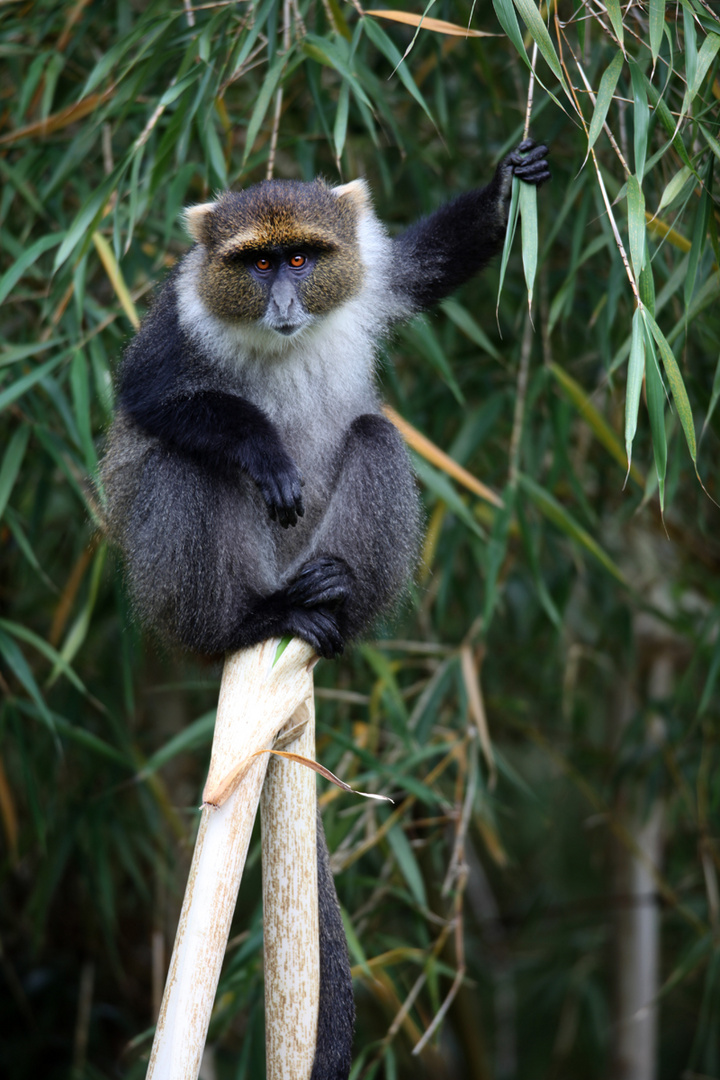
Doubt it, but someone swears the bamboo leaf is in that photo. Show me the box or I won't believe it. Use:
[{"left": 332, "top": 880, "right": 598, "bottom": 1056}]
[
  {"left": 497, "top": 175, "right": 521, "bottom": 314},
  {"left": 0, "top": 427, "right": 30, "bottom": 520},
  {"left": 441, "top": 298, "right": 502, "bottom": 361},
  {"left": 519, "top": 179, "right": 538, "bottom": 312},
  {"left": 511, "top": 0, "right": 567, "bottom": 87},
  {"left": 625, "top": 308, "right": 645, "bottom": 475},
  {"left": 492, "top": 0, "right": 529, "bottom": 63},
  {"left": 604, "top": 0, "right": 624, "bottom": 46},
  {"left": 549, "top": 363, "right": 644, "bottom": 486},
  {"left": 627, "top": 174, "right": 646, "bottom": 282},
  {"left": 0, "top": 352, "right": 67, "bottom": 413},
  {"left": 242, "top": 53, "right": 287, "bottom": 165},
  {"left": 587, "top": 51, "right": 624, "bottom": 157},
  {"left": 387, "top": 824, "right": 428, "bottom": 908},
  {"left": 649, "top": 0, "right": 667, "bottom": 67},
  {"left": 519, "top": 474, "right": 626, "bottom": 583},
  {"left": 333, "top": 82, "right": 350, "bottom": 164},
  {"left": 642, "top": 337, "right": 667, "bottom": 507},
  {"left": 642, "top": 309, "right": 697, "bottom": 467},
  {"left": 0, "top": 628, "right": 55, "bottom": 732},
  {"left": 361, "top": 16, "right": 436, "bottom": 126},
  {"left": 0, "top": 232, "right": 61, "bottom": 305},
  {"left": 657, "top": 165, "right": 693, "bottom": 214},
  {"left": 629, "top": 60, "right": 649, "bottom": 178}
]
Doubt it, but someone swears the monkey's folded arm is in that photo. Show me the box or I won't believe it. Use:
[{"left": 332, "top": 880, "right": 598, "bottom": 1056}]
[{"left": 119, "top": 385, "right": 304, "bottom": 527}]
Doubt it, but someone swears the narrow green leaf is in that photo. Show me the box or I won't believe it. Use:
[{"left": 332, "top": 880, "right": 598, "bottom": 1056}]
[
  {"left": 0, "top": 352, "right": 66, "bottom": 413},
  {"left": 643, "top": 309, "right": 697, "bottom": 465},
  {"left": 0, "top": 340, "right": 64, "bottom": 368},
  {"left": 519, "top": 179, "right": 538, "bottom": 312},
  {"left": 142, "top": 710, "right": 216, "bottom": 775},
  {"left": 657, "top": 165, "right": 693, "bottom": 215},
  {"left": 54, "top": 166, "right": 125, "bottom": 270},
  {"left": 700, "top": 123, "right": 720, "bottom": 166},
  {"left": 387, "top": 824, "right": 428, "bottom": 908},
  {"left": 701, "top": 349, "right": 720, "bottom": 440},
  {"left": 689, "top": 31, "right": 720, "bottom": 104},
  {"left": 629, "top": 61, "right": 649, "bottom": 178},
  {"left": 649, "top": 0, "right": 666, "bottom": 67},
  {"left": 627, "top": 174, "right": 646, "bottom": 282},
  {"left": 242, "top": 54, "right": 286, "bottom": 165},
  {"left": 411, "top": 455, "right": 486, "bottom": 542},
  {"left": 641, "top": 322, "right": 667, "bottom": 507},
  {"left": 483, "top": 485, "right": 515, "bottom": 629},
  {"left": 333, "top": 81, "right": 350, "bottom": 164},
  {"left": 441, "top": 298, "right": 501, "bottom": 361},
  {"left": 70, "top": 350, "right": 97, "bottom": 472},
  {"left": 549, "top": 362, "right": 642, "bottom": 484},
  {"left": 517, "top": 501, "right": 562, "bottom": 629},
  {"left": 685, "top": 160, "right": 713, "bottom": 309},
  {"left": 643, "top": 76, "right": 695, "bottom": 172},
  {"left": 492, "top": 0, "right": 529, "bottom": 63},
  {"left": 497, "top": 175, "right": 521, "bottom": 313},
  {"left": 361, "top": 17, "right": 435, "bottom": 126},
  {"left": 401, "top": 316, "right": 464, "bottom": 404},
  {"left": 511, "top": 0, "right": 567, "bottom": 87},
  {"left": 0, "top": 628, "right": 55, "bottom": 732},
  {"left": 625, "top": 309, "right": 645, "bottom": 474},
  {"left": 683, "top": 3, "right": 698, "bottom": 95},
  {"left": 303, "top": 34, "right": 371, "bottom": 109},
  {"left": 0, "top": 232, "right": 61, "bottom": 305},
  {"left": 587, "top": 51, "right": 624, "bottom": 156},
  {"left": 48, "top": 543, "right": 107, "bottom": 683},
  {"left": 519, "top": 474, "right": 626, "bottom": 583},
  {"left": 0, "top": 427, "right": 30, "bottom": 519},
  {"left": 605, "top": 0, "right": 624, "bottom": 45},
  {"left": 0, "top": 618, "right": 89, "bottom": 698}
]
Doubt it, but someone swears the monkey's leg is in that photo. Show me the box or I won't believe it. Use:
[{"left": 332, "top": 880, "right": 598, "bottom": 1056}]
[{"left": 293, "top": 412, "right": 421, "bottom": 643}]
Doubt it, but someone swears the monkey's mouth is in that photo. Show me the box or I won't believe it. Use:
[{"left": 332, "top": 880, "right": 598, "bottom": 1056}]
[{"left": 275, "top": 324, "right": 301, "bottom": 336}]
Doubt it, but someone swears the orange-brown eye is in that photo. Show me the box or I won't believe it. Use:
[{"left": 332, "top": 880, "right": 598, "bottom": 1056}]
[
  {"left": 289, "top": 253, "right": 306, "bottom": 268},
  {"left": 255, "top": 256, "right": 271, "bottom": 271}
]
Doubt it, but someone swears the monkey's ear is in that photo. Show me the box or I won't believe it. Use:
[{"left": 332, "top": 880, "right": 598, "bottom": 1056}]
[
  {"left": 332, "top": 178, "right": 371, "bottom": 216},
  {"left": 183, "top": 202, "right": 217, "bottom": 244}
]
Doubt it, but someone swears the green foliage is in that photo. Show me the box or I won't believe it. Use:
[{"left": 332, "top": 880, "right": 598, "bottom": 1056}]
[{"left": 2, "top": 1, "right": 720, "bottom": 1077}]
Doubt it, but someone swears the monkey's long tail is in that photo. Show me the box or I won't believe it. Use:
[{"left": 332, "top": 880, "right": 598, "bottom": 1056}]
[{"left": 311, "top": 810, "right": 355, "bottom": 1080}]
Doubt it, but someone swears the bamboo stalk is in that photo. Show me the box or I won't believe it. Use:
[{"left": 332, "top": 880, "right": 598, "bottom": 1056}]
[
  {"left": 147, "top": 637, "right": 317, "bottom": 1080},
  {"left": 261, "top": 694, "right": 320, "bottom": 1080}
]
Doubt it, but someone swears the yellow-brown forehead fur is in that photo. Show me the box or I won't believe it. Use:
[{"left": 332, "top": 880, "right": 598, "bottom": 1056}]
[
  {"left": 188, "top": 179, "right": 361, "bottom": 252},
  {"left": 189, "top": 179, "right": 367, "bottom": 324}
]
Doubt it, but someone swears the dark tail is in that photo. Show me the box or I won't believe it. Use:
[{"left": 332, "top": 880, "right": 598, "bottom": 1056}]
[{"left": 310, "top": 809, "right": 355, "bottom": 1080}]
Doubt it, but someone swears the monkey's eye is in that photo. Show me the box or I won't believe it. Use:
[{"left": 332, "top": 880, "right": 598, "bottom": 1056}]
[
  {"left": 254, "top": 256, "right": 272, "bottom": 272},
  {"left": 288, "top": 253, "right": 307, "bottom": 269}
]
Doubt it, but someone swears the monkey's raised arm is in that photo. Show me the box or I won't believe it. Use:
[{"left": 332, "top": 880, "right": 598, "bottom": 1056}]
[{"left": 389, "top": 139, "right": 550, "bottom": 313}]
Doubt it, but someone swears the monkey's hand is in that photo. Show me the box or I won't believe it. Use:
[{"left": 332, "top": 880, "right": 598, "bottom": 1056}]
[
  {"left": 246, "top": 449, "right": 305, "bottom": 529},
  {"left": 282, "top": 556, "right": 354, "bottom": 658},
  {"left": 500, "top": 139, "right": 551, "bottom": 197}
]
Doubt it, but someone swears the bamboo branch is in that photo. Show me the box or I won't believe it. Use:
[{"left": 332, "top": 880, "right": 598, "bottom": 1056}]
[
  {"left": 146, "top": 637, "right": 317, "bottom": 1080},
  {"left": 262, "top": 694, "right": 320, "bottom": 1079}
]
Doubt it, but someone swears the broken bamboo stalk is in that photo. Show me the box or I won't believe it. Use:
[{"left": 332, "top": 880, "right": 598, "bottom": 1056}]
[
  {"left": 146, "top": 637, "right": 317, "bottom": 1080},
  {"left": 261, "top": 694, "right": 320, "bottom": 1079}
]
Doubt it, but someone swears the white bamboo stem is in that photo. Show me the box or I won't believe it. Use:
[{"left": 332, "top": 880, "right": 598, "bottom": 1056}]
[
  {"left": 261, "top": 695, "right": 320, "bottom": 1080},
  {"left": 147, "top": 637, "right": 316, "bottom": 1080}
]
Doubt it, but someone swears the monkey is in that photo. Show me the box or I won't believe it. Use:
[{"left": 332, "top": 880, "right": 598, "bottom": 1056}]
[{"left": 101, "top": 138, "right": 550, "bottom": 1080}]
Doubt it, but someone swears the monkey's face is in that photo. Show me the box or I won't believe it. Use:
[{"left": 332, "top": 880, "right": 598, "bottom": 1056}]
[{"left": 184, "top": 180, "right": 368, "bottom": 337}]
